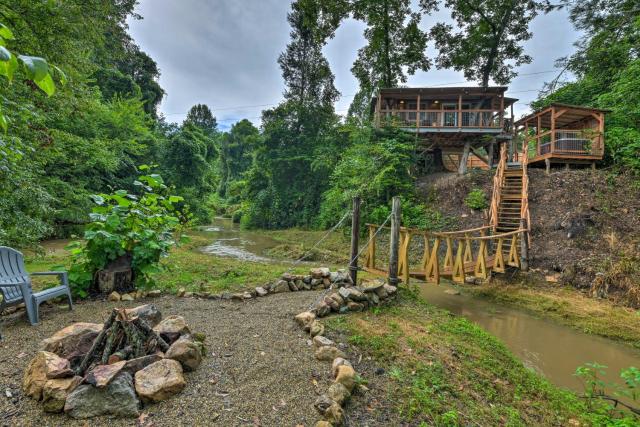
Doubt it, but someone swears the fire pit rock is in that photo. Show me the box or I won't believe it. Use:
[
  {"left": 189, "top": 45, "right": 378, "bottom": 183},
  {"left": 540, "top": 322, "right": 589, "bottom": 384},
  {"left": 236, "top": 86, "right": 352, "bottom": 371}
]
[
  {"left": 23, "top": 304, "right": 204, "bottom": 419},
  {"left": 134, "top": 359, "right": 186, "bottom": 402},
  {"left": 165, "top": 336, "right": 203, "bottom": 371},
  {"left": 41, "top": 323, "right": 102, "bottom": 362},
  {"left": 153, "top": 314, "right": 191, "bottom": 344},
  {"left": 64, "top": 372, "right": 140, "bottom": 419}
]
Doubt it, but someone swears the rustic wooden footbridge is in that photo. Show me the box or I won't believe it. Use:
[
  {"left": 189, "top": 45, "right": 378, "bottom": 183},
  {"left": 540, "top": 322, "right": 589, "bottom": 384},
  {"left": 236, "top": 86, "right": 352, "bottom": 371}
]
[{"left": 350, "top": 144, "right": 531, "bottom": 285}]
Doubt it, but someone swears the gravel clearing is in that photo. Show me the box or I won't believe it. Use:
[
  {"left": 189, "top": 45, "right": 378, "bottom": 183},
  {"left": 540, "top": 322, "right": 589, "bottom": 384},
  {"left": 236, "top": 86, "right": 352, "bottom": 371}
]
[{"left": 0, "top": 291, "right": 397, "bottom": 426}]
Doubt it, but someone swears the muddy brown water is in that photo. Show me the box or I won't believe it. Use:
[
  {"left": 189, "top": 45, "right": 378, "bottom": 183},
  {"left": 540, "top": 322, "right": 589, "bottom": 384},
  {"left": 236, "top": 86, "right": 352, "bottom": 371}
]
[
  {"left": 418, "top": 283, "right": 640, "bottom": 393},
  {"left": 39, "top": 218, "right": 640, "bottom": 395},
  {"left": 193, "top": 217, "right": 280, "bottom": 262},
  {"left": 193, "top": 219, "right": 640, "bottom": 394}
]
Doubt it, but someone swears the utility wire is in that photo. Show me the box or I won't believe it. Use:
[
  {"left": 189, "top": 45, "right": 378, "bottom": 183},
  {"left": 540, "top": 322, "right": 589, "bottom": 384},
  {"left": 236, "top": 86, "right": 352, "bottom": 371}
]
[
  {"left": 163, "top": 70, "right": 558, "bottom": 116},
  {"left": 305, "top": 211, "right": 393, "bottom": 311}
]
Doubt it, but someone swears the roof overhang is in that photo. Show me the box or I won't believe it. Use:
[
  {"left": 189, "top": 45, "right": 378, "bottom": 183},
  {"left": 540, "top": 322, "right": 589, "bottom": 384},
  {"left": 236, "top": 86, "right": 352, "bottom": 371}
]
[
  {"left": 373, "top": 87, "right": 518, "bottom": 107},
  {"left": 515, "top": 103, "right": 610, "bottom": 128}
]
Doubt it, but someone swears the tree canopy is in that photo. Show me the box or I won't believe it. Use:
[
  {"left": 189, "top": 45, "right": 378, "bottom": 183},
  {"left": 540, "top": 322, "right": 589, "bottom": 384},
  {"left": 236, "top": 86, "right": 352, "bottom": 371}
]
[{"left": 429, "top": 0, "right": 557, "bottom": 87}]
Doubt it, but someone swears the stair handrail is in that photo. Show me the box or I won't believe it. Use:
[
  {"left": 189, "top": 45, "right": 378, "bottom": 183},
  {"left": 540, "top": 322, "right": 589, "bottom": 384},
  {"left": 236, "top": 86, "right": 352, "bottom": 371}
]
[
  {"left": 520, "top": 138, "right": 531, "bottom": 234},
  {"left": 488, "top": 143, "right": 507, "bottom": 229}
]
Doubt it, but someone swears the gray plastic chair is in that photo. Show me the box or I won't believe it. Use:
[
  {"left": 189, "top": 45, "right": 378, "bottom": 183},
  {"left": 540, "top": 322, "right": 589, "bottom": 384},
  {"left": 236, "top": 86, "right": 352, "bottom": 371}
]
[{"left": 0, "top": 246, "right": 73, "bottom": 325}]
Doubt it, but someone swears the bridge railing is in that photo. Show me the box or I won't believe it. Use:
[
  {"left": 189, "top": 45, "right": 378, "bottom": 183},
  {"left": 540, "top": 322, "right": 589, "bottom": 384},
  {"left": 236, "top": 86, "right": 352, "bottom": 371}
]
[{"left": 362, "top": 223, "right": 528, "bottom": 285}]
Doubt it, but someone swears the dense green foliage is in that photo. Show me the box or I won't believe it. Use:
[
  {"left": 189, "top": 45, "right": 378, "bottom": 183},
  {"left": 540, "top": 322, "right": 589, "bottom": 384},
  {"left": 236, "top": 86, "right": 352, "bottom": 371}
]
[
  {"left": 0, "top": 2, "right": 218, "bottom": 247},
  {"left": 67, "top": 171, "right": 185, "bottom": 297},
  {"left": 2, "top": 0, "right": 638, "bottom": 253},
  {"left": 464, "top": 188, "right": 488, "bottom": 210},
  {"left": 534, "top": 0, "right": 640, "bottom": 174}
]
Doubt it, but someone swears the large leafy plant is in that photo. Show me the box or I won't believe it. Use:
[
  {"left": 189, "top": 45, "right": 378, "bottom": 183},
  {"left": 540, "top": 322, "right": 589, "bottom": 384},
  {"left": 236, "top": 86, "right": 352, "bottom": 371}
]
[
  {"left": 0, "top": 22, "right": 66, "bottom": 132},
  {"left": 67, "top": 168, "right": 188, "bottom": 297}
]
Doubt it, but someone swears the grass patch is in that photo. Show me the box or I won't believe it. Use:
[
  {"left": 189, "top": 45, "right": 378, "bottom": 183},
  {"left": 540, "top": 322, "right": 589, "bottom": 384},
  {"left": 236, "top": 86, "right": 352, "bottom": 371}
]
[
  {"left": 261, "top": 228, "right": 351, "bottom": 264},
  {"left": 23, "top": 232, "right": 341, "bottom": 295},
  {"left": 327, "top": 289, "right": 631, "bottom": 426},
  {"left": 468, "top": 282, "right": 640, "bottom": 349}
]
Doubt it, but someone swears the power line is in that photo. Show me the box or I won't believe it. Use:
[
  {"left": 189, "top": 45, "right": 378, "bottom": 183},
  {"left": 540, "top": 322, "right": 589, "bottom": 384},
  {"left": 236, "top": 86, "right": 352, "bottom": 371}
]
[{"left": 163, "top": 69, "right": 559, "bottom": 117}]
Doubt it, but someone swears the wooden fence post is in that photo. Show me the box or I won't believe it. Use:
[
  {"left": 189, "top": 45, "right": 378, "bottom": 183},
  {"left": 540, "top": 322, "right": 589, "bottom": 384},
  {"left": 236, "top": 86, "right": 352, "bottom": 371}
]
[
  {"left": 349, "top": 197, "right": 361, "bottom": 285},
  {"left": 388, "top": 197, "right": 401, "bottom": 285},
  {"left": 520, "top": 219, "right": 529, "bottom": 271}
]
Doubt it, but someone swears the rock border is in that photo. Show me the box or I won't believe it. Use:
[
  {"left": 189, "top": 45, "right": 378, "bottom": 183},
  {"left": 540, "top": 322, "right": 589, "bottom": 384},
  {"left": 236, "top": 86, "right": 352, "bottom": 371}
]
[{"left": 93, "top": 267, "right": 396, "bottom": 426}]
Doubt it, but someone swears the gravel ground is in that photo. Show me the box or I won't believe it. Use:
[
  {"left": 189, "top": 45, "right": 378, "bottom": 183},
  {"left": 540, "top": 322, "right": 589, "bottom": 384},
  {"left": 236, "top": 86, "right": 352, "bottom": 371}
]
[{"left": 0, "top": 292, "right": 398, "bottom": 427}]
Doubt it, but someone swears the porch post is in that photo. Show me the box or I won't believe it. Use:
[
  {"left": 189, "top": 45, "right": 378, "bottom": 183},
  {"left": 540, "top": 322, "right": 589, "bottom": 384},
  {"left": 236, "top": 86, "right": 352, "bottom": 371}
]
[
  {"left": 416, "top": 93, "right": 421, "bottom": 130},
  {"left": 550, "top": 106, "right": 556, "bottom": 154},
  {"left": 457, "top": 94, "right": 462, "bottom": 128},
  {"left": 537, "top": 115, "right": 542, "bottom": 156},
  {"left": 500, "top": 94, "right": 505, "bottom": 129},
  {"left": 510, "top": 103, "right": 515, "bottom": 161}
]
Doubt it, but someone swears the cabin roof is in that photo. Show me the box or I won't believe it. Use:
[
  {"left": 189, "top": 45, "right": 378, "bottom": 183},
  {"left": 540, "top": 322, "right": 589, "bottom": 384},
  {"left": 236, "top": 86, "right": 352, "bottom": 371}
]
[
  {"left": 373, "top": 86, "right": 518, "bottom": 107},
  {"left": 515, "top": 102, "right": 610, "bottom": 128},
  {"left": 378, "top": 86, "right": 509, "bottom": 96}
]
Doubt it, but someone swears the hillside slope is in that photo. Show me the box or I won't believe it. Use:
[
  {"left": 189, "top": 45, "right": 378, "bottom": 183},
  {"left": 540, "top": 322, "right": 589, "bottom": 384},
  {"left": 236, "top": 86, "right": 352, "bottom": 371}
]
[{"left": 417, "top": 168, "right": 640, "bottom": 307}]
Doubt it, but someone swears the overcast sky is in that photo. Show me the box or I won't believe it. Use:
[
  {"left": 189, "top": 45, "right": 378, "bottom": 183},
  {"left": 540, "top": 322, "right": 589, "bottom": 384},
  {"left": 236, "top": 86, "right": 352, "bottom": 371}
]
[{"left": 128, "top": 0, "right": 580, "bottom": 130}]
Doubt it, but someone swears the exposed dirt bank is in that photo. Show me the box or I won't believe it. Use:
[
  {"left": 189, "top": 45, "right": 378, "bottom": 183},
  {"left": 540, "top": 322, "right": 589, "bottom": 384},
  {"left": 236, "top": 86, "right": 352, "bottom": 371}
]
[{"left": 418, "top": 168, "right": 640, "bottom": 307}]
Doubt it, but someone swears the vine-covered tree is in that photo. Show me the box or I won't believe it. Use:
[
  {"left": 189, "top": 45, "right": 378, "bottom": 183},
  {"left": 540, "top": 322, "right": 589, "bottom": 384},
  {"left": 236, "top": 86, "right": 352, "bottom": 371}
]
[
  {"left": 184, "top": 104, "right": 218, "bottom": 136},
  {"left": 534, "top": 0, "right": 640, "bottom": 173},
  {"left": 241, "top": 0, "right": 345, "bottom": 228},
  {"left": 428, "top": 0, "right": 557, "bottom": 87},
  {"left": 277, "top": 0, "right": 347, "bottom": 108},
  {"left": 218, "top": 119, "right": 260, "bottom": 197},
  {"left": 349, "top": 0, "right": 432, "bottom": 116}
]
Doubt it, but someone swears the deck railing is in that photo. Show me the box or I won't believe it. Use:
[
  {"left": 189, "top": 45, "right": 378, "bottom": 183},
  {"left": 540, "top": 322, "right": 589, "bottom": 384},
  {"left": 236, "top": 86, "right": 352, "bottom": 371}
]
[
  {"left": 378, "top": 109, "right": 505, "bottom": 129},
  {"left": 488, "top": 143, "right": 507, "bottom": 229},
  {"left": 526, "top": 129, "right": 603, "bottom": 159}
]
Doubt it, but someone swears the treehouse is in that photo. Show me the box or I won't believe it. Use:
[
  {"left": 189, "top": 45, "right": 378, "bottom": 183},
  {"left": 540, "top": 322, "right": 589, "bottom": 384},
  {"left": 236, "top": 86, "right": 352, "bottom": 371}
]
[
  {"left": 514, "top": 103, "right": 607, "bottom": 170},
  {"left": 372, "top": 87, "right": 518, "bottom": 172}
]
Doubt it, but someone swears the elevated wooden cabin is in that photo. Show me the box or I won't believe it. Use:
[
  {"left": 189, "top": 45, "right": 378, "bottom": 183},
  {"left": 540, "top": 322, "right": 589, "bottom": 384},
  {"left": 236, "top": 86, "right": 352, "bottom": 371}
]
[
  {"left": 514, "top": 103, "right": 608, "bottom": 169},
  {"left": 372, "top": 87, "right": 518, "bottom": 172}
]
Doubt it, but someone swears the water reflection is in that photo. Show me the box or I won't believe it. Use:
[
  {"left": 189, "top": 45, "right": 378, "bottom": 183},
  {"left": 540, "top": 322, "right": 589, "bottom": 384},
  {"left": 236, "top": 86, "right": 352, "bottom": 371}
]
[{"left": 194, "top": 218, "right": 279, "bottom": 262}]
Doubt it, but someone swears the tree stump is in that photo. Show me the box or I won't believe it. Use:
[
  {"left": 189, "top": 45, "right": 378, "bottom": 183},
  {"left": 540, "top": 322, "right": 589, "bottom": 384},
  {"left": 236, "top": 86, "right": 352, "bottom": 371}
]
[{"left": 97, "top": 254, "right": 134, "bottom": 294}]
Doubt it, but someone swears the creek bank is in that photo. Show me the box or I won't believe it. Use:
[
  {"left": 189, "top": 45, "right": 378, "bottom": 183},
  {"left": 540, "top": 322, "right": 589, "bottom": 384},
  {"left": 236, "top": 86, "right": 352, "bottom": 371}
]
[
  {"left": 464, "top": 275, "right": 640, "bottom": 348},
  {"left": 324, "top": 289, "right": 635, "bottom": 426},
  {"left": 419, "top": 168, "right": 640, "bottom": 308}
]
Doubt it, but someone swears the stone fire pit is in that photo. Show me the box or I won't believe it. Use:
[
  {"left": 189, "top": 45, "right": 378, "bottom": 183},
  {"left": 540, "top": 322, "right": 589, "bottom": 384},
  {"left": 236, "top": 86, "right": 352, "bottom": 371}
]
[{"left": 22, "top": 305, "right": 204, "bottom": 418}]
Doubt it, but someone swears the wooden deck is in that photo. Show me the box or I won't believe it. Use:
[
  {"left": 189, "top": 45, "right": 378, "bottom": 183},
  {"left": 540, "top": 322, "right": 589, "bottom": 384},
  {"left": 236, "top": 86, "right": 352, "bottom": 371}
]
[
  {"left": 514, "top": 103, "right": 609, "bottom": 167},
  {"left": 373, "top": 87, "right": 517, "bottom": 138}
]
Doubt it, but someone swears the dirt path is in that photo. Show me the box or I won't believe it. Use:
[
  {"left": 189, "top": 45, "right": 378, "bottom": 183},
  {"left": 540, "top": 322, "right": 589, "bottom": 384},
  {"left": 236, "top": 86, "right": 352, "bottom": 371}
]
[{"left": 0, "top": 292, "right": 395, "bottom": 427}]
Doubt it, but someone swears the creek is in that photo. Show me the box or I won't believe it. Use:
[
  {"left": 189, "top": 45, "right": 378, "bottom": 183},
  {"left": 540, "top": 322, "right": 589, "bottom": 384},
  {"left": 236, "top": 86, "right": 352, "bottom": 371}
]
[{"left": 197, "top": 218, "right": 640, "bottom": 394}]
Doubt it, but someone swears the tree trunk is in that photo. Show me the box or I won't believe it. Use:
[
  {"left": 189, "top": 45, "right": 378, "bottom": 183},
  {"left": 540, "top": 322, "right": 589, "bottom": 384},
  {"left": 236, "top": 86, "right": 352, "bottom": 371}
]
[{"left": 458, "top": 142, "right": 471, "bottom": 175}]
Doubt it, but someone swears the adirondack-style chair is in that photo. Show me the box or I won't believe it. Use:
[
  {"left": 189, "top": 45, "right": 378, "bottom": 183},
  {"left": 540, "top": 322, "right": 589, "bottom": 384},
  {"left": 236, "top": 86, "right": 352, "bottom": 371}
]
[{"left": 0, "top": 246, "right": 73, "bottom": 325}]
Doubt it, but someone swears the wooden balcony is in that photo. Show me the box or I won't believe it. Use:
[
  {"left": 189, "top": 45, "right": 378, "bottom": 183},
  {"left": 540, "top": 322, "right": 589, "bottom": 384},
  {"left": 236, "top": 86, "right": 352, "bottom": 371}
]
[
  {"left": 515, "top": 103, "right": 608, "bottom": 166},
  {"left": 377, "top": 109, "right": 511, "bottom": 132},
  {"left": 373, "top": 87, "right": 517, "bottom": 141}
]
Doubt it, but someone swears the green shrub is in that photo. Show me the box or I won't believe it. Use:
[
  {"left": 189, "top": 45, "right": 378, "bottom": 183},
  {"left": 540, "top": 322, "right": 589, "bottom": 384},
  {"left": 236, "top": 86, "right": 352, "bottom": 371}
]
[
  {"left": 465, "top": 188, "right": 488, "bottom": 210},
  {"left": 67, "top": 168, "right": 188, "bottom": 297}
]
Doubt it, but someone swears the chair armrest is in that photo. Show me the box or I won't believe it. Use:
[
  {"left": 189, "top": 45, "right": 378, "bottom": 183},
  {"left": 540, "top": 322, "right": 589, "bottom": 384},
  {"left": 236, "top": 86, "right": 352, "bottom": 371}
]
[{"left": 31, "top": 271, "right": 68, "bottom": 277}]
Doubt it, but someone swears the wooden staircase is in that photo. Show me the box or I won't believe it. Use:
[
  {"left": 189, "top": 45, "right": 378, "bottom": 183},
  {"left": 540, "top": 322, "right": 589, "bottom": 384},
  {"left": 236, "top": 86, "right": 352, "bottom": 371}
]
[
  {"left": 497, "top": 164, "right": 525, "bottom": 256},
  {"left": 489, "top": 144, "right": 531, "bottom": 257}
]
